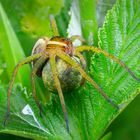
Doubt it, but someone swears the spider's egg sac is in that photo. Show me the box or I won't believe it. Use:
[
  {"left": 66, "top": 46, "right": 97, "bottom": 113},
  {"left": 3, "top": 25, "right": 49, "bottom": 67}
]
[{"left": 42, "top": 56, "right": 83, "bottom": 93}]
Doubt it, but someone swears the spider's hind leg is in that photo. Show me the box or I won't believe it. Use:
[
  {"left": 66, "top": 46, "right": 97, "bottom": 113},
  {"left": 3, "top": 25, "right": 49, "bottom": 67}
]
[
  {"left": 31, "top": 55, "right": 48, "bottom": 117},
  {"left": 50, "top": 54, "right": 69, "bottom": 133},
  {"left": 56, "top": 51, "right": 119, "bottom": 110},
  {"left": 75, "top": 46, "right": 140, "bottom": 82},
  {"left": 4, "top": 53, "right": 42, "bottom": 126}
]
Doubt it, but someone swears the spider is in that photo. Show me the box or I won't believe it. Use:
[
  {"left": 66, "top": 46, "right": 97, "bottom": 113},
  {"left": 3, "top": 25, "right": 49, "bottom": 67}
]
[{"left": 4, "top": 15, "right": 140, "bottom": 133}]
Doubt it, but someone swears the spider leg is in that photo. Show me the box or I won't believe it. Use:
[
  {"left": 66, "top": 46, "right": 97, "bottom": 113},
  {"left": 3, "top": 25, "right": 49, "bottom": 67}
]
[
  {"left": 49, "top": 54, "right": 69, "bottom": 133},
  {"left": 31, "top": 55, "right": 48, "bottom": 117},
  {"left": 75, "top": 52, "right": 87, "bottom": 70},
  {"left": 56, "top": 51, "right": 119, "bottom": 110},
  {"left": 75, "top": 46, "right": 140, "bottom": 82},
  {"left": 70, "top": 35, "right": 85, "bottom": 43},
  {"left": 3, "top": 53, "right": 42, "bottom": 126},
  {"left": 50, "top": 15, "right": 59, "bottom": 36}
]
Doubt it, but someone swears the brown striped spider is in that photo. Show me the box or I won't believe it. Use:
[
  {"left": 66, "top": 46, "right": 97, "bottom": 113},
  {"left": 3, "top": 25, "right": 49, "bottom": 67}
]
[{"left": 4, "top": 15, "right": 140, "bottom": 132}]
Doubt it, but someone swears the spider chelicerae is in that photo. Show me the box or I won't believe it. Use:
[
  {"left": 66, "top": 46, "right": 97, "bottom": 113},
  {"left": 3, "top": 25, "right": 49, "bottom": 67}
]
[{"left": 4, "top": 15, "right": 140, "bottom": 132}]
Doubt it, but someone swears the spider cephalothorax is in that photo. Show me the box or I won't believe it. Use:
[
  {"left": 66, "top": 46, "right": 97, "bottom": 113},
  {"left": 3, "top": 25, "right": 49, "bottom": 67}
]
[
  {"left": 48, "top": 36, "right": 74, "bottom": 56},
  {"left": 4, "top": 15, "right": 140, "bottom": 133}
]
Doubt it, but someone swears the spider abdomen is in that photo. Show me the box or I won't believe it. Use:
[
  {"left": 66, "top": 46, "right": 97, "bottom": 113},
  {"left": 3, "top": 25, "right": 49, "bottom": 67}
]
[{"left": 42, "top": 57, "right": 83, "bottom": 93}]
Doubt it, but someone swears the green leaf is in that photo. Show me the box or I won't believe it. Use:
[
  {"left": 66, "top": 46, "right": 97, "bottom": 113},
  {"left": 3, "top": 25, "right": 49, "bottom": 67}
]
[
  {"left": 0, "top": 0, "right": 140, "bottom": 140},
  {"left": 107, "top": 94, "right": 140, "bottom": 140},
  {"left": 90, "top": 0, "right": 140, "bottom": 139},
  {"left": 78, "top": 0, "right": 98, "bottom": 67},
  {"left": 0, "top": 3, "right": 31, "bottom": 88},
  {"left": 100, "top": 132, "right": 112, "bottom": 140},
  {"left": 78, "top": 0, "right": 98, "bottom": 45},
  {"left": 0, "top": 84, "right": 62, "bottom": 140},
  {"left": 96, "top": 0, "right": 116, "bottom": 27},
  {"left": 56, "top": 0, "right": 72, "bottom": 37}
]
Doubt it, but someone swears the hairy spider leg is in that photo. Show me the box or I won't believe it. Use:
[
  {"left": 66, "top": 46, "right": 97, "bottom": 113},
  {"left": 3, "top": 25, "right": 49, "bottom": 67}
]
[
  {"left": 56, "top": 51, "right": 119, "bottom": 109},
  {"left": 75, "top": 46, "right": 140, "bottom": 82},
  {"left": 31, "top": 55, "right": 48, "bottom": 117},
  {"left": 50, "top": 54, "right": 69, "bottom": 133},
  {"left": 3, "top": 53, "right": 42, "bottom": 126},
  {"left": 50, "top": 15, "right": 59, "bottom": 36}
]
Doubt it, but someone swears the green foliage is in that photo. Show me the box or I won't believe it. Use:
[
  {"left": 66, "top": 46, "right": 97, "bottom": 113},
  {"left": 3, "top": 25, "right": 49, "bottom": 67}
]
[
  {"left": 0, "top": 3, "right": 30, "bottom": 87},
  {"left": 0, "top": 0, "right": 140, "bottom": 140},
  {"left": 56, "top": 0, "right": 72, "bottom": 36},
  {"left": 79, "top": 0, "right": 98, "bottom": 46},
  {"left": 107, "top": 94, "right": 140, "bottom": 140}
]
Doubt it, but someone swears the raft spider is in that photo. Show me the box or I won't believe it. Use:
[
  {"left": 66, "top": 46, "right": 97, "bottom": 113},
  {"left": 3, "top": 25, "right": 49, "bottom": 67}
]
[{"left": 4, "top": 15, "right": 140, "bottom": 132}]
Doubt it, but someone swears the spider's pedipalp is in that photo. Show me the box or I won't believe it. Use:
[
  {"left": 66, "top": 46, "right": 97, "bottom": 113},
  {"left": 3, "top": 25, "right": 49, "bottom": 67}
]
[
  {"left": 75, "top": 52, "right": 87, "bottom": 86},
  {"left": 75, "top": 46, "right": 140, "bottom": 82},
  {"left": 50, "top": 15, "right": 59, "bottom": 36},
  {"left": 4, "top": 53, "right": 42, "bottom": 126},
  {"left": 32, "top": 37, "right": 49, "bottom": 77},
  {"left": 31, "top": 55, "right": 48, "bottom": 116},
  {"left": 56, "top": 51, "right": 119, "bottom": 110},
  {"left": 49, "top": 54, "right": 69, "bottom": 133},
  {"left": 75, "top": 52, "right": 87, "bottom": 70}
]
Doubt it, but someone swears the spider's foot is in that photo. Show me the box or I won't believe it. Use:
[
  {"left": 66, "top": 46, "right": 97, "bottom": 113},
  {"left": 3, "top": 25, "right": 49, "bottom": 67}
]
[
  {"left": 64, "top": 112, "right": 70, "bottom": 133},
  {"left": 112, "top": 102, "right": 119, "bottom": 110},
  {"left": 115, "top": 105, "right": 120, "bottom": 110},
  {"left": 106, "top": 98, "right": 120, "bottom": 110},
  {"left": 39, "top": 109, "right": 43, "bottom": 117},
  {"left": 66, "top": 117, "right": 70, "bottom": 133},
  {"left": 118, "top": 102, "right": 128, "bottom": 110},
  {"left": 37, "top": 101, "right": 43, "bottom": 117},
  {"left": 3, "top": 111, "right": 10, "bottom": 127}
]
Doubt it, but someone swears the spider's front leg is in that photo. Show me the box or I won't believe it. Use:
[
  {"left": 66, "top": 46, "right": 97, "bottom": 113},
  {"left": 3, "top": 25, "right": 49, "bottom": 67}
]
[
  {"left": 56, "top": 51, "right": 119, "bottom": 110},
  {"left": 75, "top": 46, "right": 140, "bottom": 82},
  {"left": 49, "top": 54, "right": 69, "bottom": 133},
  {"left": 31, "top": 55, "right": 48, "bottom": 117},
  {"left": 4, "top": 53, "right": 42, "bottom": 126},
  {"left": 50, "top": 15, "right": 59, "bottom": 36}
]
